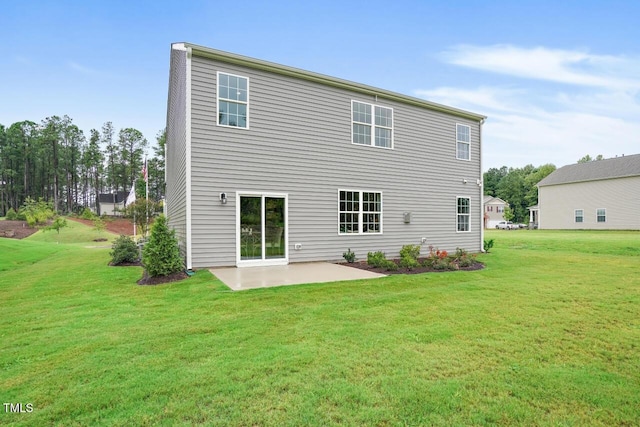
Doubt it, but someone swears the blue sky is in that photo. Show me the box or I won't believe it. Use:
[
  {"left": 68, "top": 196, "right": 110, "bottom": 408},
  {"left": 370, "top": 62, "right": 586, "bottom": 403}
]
[{"left": 2, "top": 0, "right": 639, "bottom": 170}]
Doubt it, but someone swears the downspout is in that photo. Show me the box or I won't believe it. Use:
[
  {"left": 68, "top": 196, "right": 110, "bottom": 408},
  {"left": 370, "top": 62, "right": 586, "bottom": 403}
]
[
  {"left": 479, "top": 118, "right": 485, "bottom": 252},
  {"left": 185, "top": 46, "right": 193, "bottom": 270}
]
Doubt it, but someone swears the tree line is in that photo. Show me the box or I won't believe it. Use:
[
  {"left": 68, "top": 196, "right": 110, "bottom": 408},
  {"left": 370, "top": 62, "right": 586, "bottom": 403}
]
[
  {"left": 484, "top": 163, "right": 556, "bottom": 223},
  {"left": 0, "top": 116, "right": 165, "bottom": 216}
]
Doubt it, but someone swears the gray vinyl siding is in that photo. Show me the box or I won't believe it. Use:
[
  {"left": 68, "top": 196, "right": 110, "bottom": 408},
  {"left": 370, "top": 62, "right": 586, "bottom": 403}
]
[
  {"left": 186, "top": 54, "right": 482, "bottom": 268},
  {"left": 165, "top": 47, "right": 188, "bottom": 259},
  {"left": 538, "top": 176, "right": 640, "bottom": 230}
]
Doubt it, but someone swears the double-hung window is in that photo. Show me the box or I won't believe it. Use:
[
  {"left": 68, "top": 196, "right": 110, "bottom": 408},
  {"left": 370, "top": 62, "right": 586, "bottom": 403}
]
[
  {"left": 575, "top": 209, "right": 584, "bottom": 223},
  {"left": 597, "top": 208, "right": 606, "bottom": 223},
  {"left": 457, "top": 197, "right": 470, "bottom": 232},
  {"left": 456, "top": 124, "right": 470, "bottom": 160},
  {"left": 339, "top": 190, "right": 382, "bottom": 234},
  {"left": 217, "top": 72, "right": 248, "bottom": 128},
  {"left": 352, "top": 101, "right": 393, "bottom": 148}
]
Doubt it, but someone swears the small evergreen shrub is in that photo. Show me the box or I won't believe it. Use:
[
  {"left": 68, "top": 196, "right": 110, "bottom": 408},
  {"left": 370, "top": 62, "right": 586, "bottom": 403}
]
[
  {"left": 367, "top": 251, "right": 387, "bottom": 268},
  {"left": 142, "top": 215, "right": 183, "bottom": 277},
  {"left": 110, "top": 235, "right": 139, "bottom": 265},
  {"left": 81, "top": 207, "right": 96, "bottom": 220},
  {"left": 432, "top": 258, "right": 451, "bottom": 270},
  {"left": 6, "top": 208, "right": 17, "bottom": 220},
  {"left": 343, "top": 248, "right": 356, "bottom": 263},
  {"left": 484, "top": 239, "right": 494, "bottom": 253}
]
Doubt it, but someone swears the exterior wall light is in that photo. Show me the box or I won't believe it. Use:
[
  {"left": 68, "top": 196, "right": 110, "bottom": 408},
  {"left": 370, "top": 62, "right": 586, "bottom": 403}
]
[{"left": 220, "top": 192, "right": 227, "bottom": 204}]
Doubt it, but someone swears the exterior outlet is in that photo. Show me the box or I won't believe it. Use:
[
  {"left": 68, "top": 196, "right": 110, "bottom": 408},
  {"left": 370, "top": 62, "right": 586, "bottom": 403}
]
[
  {"left": 294, "top": 243, "right": 302, "bottom": 250},
  {"left": 421, "top": 237, "right": 427, "bottom": 244}
]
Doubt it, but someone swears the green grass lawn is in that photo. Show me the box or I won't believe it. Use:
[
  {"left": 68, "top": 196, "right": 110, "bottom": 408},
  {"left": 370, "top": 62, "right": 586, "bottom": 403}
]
[{"left": 1, "top": 227, "right": 639, "bottom": 426}]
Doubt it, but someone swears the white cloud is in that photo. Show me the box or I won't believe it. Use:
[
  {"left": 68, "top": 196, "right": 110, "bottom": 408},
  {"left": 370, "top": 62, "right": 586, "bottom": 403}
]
[
  {"left": 441, "top": 45, "right": 640, "bottom": 91},
  {"left": 416, "top": 44, "right": 640, "bottom": 169}
]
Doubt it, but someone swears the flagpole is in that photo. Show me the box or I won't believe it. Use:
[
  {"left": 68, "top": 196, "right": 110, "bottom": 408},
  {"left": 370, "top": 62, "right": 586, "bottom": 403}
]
[{"left": 144, "top": 156, "right": 149, "bottom": 237}]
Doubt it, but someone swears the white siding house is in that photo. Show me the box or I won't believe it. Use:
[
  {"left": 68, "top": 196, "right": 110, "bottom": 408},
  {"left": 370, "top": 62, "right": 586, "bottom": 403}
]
[
  {"left": 537, "top": 154, "right": 640, "bottom": 230},
  {"left": 165, "top": 43, "right": 486, "bottom": 269}
]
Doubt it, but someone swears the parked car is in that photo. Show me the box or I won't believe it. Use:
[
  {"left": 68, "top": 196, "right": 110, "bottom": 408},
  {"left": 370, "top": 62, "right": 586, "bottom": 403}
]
[{"left": 496, "top": 221, "right": 515, "bottom": 230}]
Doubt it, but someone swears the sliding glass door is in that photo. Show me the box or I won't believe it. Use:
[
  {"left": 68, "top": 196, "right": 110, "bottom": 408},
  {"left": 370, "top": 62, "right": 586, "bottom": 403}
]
[{"left": 238, "top": 193, "right": 287, "bottom": 266}]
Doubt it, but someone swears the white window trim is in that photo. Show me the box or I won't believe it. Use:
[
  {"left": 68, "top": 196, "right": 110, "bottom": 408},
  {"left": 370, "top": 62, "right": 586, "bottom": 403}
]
[
  {"left": 217, "top": 71, "right": 250, "bottom": 129},
  {"left": 456, "top": 123, "right": 471, "bottom": 161},
  {"left": 338, "top": 189, "right": 383, "bottom": 235},
  {"left": 575, "top": 209, "right": 584, "bottom": 223},
  {"left": 456, "top": 196, "right": 471, "bottom": 233},
  {"left": 351, "top": 100, "right": 394, "bottom": 149},
  {"left": 596, "top": 208, "right": 606, "bottom": 223}
]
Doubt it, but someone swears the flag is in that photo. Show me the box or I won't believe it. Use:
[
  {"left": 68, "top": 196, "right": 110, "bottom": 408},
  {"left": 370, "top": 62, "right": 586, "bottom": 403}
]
[
  {"left": 126, "top": 184, "right": 136, "bottom": 206},
  {"left": 142, "top": 159, "right": 148, "bottom": 183}
]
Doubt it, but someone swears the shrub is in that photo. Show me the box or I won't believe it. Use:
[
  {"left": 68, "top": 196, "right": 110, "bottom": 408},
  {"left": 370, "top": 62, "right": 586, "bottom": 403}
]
[
  {"left": 81, "top": 207, "right": 96, "bottom": 220},
  {"left": 367, "top": 251, "right": 387, "bottom": 268},
  {"left": 399, "top": 244, "right": 421, "bottom": 270},
  {"left": 381, "top": 259, "right": 398, "bottom": 271},
  {"left": 484, "top": 239, "right": 495, "bottom": 253},
  {"left": 142, "top": 215, "right": 183, "bottom": 277},
  {"left": 343, "top": 248, "right": 356, "bottom": 263},
  {"left": 399, "top": 244, "right": 421, "bottom": 261},
  {"left": 6, "top": 208, "right": 17, "bottom": 220},
  {"left": 399, "top": 257, "right": 420, "bottom": 270},
  {"left": 432, "top": 258, "right": 451, "bottom": 270},
  {"left": 93, "top": 217, "right": 106, "bottom": 233},
  {"left": 458, "top": 256, "right": 475, "bottom": 268},
  {"left": 110, "top": 235, "right": 139, "bottom": 265}
]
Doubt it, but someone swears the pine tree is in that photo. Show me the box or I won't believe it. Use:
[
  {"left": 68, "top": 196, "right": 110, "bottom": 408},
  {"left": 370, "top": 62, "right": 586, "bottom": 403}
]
[{"left": 142, "top": 215, "right": 183, "bottom": 277}]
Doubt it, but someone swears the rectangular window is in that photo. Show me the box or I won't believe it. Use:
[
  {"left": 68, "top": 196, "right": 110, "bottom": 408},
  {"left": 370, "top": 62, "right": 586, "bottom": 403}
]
[
  {"left": 352, "top": 101, "right": 393, "bottom": 148},
  {"left": 339, "top": 190, "right": 382, "bottom": 234},
  {"left": 597, "top": 208, "right": 606, "bottom": 223},
  {"left": 457, "top": 197, "right": 470, "bottom": 232},
  {"left": 456, "top": 124, "right": 470, "bottom": 160},
  {"left": 217, "top": 72, "right": 248, "bottom": 128},
  {"left": 575, "top": 209, "right": 584, "bottom": 223}
]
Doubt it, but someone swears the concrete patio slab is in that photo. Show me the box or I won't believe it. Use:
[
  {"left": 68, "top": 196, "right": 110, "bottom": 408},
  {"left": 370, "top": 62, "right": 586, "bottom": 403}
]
[{"left": 210, "top": 262, "right": 386, "bottom": 291}]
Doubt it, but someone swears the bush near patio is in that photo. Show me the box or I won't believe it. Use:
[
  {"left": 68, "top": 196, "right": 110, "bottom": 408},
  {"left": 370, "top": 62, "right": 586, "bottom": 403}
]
[
  {"left": 141, "top": 214, "right": 183, "bottom": 277},
  {"left": 1, "top": 227, "right": 639, "bottom": 425}
]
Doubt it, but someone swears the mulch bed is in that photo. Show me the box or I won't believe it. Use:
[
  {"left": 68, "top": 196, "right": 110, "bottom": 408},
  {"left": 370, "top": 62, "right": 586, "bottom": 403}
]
[
  {"left": 0, "top": 220, "right": 40, "bottom": 239},
  {"left": 137, "top": 270, "right": 190, "bottom": 286},
  {"left": 340, "top": 259, "right": 484, "bottom": 275},
  {"left": 110, "top": 260, "right": 189, "bottom": 286}
]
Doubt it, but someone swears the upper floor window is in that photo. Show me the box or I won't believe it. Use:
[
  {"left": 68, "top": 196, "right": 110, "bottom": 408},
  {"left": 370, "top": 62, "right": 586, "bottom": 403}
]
[
  {"left": 456, "top": 124, "right": 470, "bottom": 160},
  {"left": 352, "top": 101, "right": 393, "bottom": 148},
  {"left": 339, "top": 190, "right": 382, "bottom": 234},
  {"left": 217, "top": 72, "right": 248, "bottom": 128},
  {"left": 597, "top": 208, "right": 606, "bottom": 223},
  {"left": 575, "top": 209, "right": 584, "bottom": 223},
  {"left": 457, "top": 197, "right": 470, "bottom": 232}
]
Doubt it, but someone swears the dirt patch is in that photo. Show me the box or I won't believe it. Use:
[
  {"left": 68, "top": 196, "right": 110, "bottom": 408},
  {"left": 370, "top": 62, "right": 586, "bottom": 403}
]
[
  {"left": 137, "top": 270, "right": 189, "bottom": 286},
  {"left": 0, "top": 220, "right": 40, "bottom": 239},
  {"left": 68, "top": 217, "right": 135, "bottom": 236},
  {"left": 340, "top": 259, "right": 484, "bottom": 275}
]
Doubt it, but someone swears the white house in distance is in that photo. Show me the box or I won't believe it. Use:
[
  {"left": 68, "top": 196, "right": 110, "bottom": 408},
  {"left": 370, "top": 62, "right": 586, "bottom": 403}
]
[
  {"left": 536, "top": 154, "right": 640, "bottom": 229},
  {"left": 483, "top": 195, "right": 507, "bottom": 229},
  {"left": 165, "top": 43, "right": 486, "bottom": 269}
]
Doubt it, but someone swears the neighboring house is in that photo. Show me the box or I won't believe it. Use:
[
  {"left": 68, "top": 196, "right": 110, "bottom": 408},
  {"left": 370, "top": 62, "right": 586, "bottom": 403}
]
[
  {"left": 165, "top": 43, "right": 486, "bottom": 269},
  {"left": 537, "top": 154, "right": 640, "bottom": 229},
  {"left": 483, "top": 195, "right": 507, "bottom": 229},
  {"left": 97, "top": 191, "right": 129, "bottom": 216}
]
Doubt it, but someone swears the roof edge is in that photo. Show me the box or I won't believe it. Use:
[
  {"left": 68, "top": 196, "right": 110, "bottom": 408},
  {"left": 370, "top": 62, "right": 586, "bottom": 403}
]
[{"left": 182, "top": 43, "right": 487, "bottom": 122}]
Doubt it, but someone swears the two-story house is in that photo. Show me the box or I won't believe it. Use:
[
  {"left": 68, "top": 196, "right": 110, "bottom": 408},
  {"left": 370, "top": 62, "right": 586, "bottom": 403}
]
[
  {"left": 483, "top": 195, "right": 507, "bottom": 228},
  {"left": 165, "top": 43, "right": 486, "bottom": 269}
]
